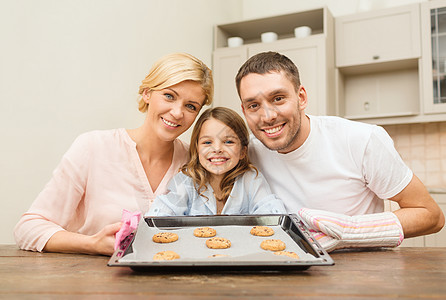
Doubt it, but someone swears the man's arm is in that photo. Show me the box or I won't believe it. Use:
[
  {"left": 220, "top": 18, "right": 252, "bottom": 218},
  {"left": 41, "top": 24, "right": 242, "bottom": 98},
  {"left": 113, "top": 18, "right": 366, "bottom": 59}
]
[{"left": 391, "top": 174, "right": 445, "bottom": 238}]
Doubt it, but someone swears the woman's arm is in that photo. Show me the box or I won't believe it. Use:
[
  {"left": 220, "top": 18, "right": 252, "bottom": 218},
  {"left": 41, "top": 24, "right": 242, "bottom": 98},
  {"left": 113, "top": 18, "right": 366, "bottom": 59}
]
[
  {"left": 43, "top": 222, "right": 122, "bottom": 256},
  {"left": 14, "top": 133, "right": 91, "bottom": 252}
]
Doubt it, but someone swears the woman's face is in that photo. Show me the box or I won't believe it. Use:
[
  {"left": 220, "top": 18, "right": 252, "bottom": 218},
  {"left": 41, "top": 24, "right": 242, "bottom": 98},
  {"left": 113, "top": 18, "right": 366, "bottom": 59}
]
[
  {"left": 144, "top": 80, "right": 206, "bottom": 142},
  {"left": 197, "top": 118, "right": 245, "bottom": 182}
]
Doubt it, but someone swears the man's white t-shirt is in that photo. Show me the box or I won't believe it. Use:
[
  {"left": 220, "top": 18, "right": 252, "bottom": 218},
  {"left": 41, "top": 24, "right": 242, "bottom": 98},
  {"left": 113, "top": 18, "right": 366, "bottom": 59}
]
[{"left": 248, "top": 115, "right": 413, "bottom": 215}]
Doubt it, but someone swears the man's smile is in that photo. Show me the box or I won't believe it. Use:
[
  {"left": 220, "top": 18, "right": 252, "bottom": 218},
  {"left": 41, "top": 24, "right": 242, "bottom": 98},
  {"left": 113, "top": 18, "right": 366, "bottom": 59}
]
[{"left": 262, "top": 123, "right": 285, "bottom": 137}]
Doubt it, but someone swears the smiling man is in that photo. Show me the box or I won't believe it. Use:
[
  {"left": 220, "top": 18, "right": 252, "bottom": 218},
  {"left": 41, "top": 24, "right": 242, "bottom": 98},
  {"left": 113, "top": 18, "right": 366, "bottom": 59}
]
[{"left": 235, "top": 51, "right": 444, "bottom": 252}]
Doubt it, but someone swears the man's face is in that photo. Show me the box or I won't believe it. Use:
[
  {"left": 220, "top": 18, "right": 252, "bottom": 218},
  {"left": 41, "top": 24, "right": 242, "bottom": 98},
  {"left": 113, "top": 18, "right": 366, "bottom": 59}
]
[{"left": 239, "top": 71, "right": 307, "bottom": 154}]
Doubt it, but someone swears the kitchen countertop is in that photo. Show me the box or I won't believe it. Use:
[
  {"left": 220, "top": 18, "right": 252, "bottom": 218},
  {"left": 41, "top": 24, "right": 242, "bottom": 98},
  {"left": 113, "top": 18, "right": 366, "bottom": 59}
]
[{"left": 1, "top": 244, "right": 445, "bottom": 298}]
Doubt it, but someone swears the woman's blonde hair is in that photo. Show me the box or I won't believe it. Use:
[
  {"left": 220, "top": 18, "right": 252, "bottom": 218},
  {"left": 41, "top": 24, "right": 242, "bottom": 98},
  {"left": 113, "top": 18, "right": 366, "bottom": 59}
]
[
  {"left": 181, "top": 107, "right": 257, "bottom": 201},
  {"left": 138, "top": 53, "right": 214, "bottom": 112}
]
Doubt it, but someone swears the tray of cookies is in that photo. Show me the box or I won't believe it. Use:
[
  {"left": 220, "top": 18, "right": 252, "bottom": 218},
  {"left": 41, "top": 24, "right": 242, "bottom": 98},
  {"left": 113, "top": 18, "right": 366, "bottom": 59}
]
[{"left": 108, "top": 214, "right": 334, "bottom": 271}]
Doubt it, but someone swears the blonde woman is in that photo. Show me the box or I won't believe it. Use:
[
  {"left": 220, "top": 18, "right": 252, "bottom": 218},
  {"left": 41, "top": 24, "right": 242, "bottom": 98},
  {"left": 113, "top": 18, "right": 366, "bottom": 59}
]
[{"left": 14, "top": 53, "right": 213, "bottom": 256}]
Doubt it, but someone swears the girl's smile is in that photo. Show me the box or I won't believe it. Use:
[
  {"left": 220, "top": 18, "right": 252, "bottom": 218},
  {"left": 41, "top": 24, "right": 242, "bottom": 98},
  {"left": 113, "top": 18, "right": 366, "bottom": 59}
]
[{"left": 208, "top": 156, "right": 229, "bottom": 164}]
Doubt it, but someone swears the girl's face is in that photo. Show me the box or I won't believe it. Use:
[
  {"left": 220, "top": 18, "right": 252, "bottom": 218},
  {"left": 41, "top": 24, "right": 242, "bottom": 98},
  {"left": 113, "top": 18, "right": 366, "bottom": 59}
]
[
  {"left": 143, "top": 80, "right": 205, "bottom": 142},
  {"left": 198, "top": 118, "right": 245, "bottom": 180}
]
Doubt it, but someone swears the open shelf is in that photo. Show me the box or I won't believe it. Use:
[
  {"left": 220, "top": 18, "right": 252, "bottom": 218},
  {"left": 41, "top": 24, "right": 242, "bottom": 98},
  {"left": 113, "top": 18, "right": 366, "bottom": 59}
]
[{"left": 214, "top": 8, "right": 325, "bottom": 48}]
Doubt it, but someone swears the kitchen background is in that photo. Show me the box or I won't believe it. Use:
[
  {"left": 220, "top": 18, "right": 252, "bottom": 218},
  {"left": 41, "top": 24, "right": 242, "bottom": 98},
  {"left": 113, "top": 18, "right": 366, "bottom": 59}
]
[
  {"left": 384, "top": 123, "right": 446, "bottom": 188},
  {"left": 0, "top": 0, "right": 442, "bottom": 244}
]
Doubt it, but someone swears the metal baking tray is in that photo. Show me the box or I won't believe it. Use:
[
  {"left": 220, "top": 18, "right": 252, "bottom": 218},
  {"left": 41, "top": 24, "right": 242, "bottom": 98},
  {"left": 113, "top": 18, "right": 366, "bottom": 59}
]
[{"left": 108, "top": 214, "right": 334, "bottom": 271}]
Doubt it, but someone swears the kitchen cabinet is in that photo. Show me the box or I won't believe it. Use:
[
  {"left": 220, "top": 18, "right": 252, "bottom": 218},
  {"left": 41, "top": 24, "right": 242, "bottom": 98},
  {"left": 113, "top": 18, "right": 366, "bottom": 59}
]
[
  {"left": 335, "top": 4, "right": 421, "bottom": 122},
  {"left": 336, "top": 4, "right": 420, "bottom": 67},
  {"left": 421, "top": 0, "right": 446, "bottom": 114},
  {"left": 212, "top": 47, "right": 247, "bottom": 117},
  {"left": 212, "top": 7, "right": 336, "bottom": 117}
]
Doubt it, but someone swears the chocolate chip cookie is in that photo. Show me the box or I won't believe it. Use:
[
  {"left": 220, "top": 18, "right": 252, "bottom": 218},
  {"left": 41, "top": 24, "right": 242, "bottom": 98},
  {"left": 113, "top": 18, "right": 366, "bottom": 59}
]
[
  {"left": 152, "top": 232, "right": 179, "bottom": 243},
  {"left": 153, "top": 250, "right": 180, "bottom": 261},
  {"left": 250, "top": 226, "right": 275, "bottom": 236},
  {"left": 260, "top": 239, "right": 286, "bottom": 251},
  {"left": 193, "top": 227, "right": 217, "bottom": 238},
  {"left": 206, "top": 237, "right": 231, "bottom": 249},
  {"left": 274, "top": 251, "right": 299, "bottom": 259}
]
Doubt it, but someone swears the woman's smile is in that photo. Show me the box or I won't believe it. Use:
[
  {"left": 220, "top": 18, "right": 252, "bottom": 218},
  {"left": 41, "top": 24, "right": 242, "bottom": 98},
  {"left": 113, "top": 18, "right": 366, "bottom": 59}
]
[{"left": 161, "top": 117, "right": 180, "bottom": 128}]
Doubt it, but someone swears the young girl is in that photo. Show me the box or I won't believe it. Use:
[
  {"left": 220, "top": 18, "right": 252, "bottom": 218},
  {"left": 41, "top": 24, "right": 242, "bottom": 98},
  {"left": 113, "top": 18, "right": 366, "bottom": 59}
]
[{"left": 146, "top": 107, "right": 286, "bottom": 216}]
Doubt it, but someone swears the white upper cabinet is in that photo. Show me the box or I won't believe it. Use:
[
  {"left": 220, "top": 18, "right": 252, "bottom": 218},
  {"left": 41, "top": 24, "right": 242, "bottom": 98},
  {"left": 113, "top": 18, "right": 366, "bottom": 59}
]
[
  {"left": 421, "top": 0, "right": 446, "bottom": 114},
  {"left": 335, "top": 4, "right": 425, "bottom": 124},
  {"left": 336, "top": 4, "right": 421, "bottom": 68}
]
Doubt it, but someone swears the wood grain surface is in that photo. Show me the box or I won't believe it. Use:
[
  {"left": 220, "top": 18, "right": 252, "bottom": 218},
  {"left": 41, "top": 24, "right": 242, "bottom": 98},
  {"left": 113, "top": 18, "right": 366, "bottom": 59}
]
[{"left": 1, "top": 245, "right": 445, "bottom": 299}]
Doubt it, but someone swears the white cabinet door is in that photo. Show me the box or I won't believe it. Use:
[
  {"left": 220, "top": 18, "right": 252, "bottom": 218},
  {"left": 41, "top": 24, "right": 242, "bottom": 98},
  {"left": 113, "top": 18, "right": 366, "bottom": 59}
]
[
  {"left": 336, "top": 4, "right": 421, "bottom": 67},
  {"left": 212, "top": 47, "right": 248, "bottom": 117},
  {"left": 343, "top": 68, "right": 420, "bottom": 119},
  {"left": 247, "top": 37, "right": 326, "bottom": 116},
  {"left": 421, "top": 0, "right": 446, "bottom": 114}
]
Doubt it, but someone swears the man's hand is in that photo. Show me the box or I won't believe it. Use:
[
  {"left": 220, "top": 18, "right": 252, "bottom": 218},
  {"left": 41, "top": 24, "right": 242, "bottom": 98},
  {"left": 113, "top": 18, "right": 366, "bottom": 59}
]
[{"left": 298, "top": 208, "right": 404, "bottom": 252}]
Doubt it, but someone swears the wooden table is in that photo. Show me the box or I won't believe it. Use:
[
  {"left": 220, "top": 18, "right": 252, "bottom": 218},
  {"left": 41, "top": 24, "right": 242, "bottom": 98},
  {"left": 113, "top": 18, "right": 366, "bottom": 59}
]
[{"left": 1, "top": 245, "right": 445, "bottom": 299}]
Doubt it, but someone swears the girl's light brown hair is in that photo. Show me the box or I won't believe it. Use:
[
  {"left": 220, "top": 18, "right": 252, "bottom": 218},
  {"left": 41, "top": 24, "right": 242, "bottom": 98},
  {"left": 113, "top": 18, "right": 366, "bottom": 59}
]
[
  {"left": 181, "top": 107, "right": 257, "bottom": 201},
  {"left": 138, "top": 52, "right": 214, "bottom": 112}
]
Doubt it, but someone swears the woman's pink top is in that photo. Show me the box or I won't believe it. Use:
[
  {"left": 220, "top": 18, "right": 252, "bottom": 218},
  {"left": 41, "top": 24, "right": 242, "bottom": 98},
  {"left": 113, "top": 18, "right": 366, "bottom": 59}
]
[{"left": 14, "top": 129, "right": 189, "bottom": 252}]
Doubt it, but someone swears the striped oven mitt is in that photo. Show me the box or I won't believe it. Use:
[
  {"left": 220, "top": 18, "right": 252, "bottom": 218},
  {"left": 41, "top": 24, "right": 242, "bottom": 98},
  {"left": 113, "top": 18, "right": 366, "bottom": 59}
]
[{"left": 298, "top": 208, "right": 404, "bottom": 252}]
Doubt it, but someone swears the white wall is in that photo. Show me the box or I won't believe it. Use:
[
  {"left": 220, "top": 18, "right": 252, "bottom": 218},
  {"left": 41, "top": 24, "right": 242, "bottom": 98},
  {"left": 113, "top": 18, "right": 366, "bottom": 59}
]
[{"left": 0, "top": 0, "right": 241, "bottom": 244}]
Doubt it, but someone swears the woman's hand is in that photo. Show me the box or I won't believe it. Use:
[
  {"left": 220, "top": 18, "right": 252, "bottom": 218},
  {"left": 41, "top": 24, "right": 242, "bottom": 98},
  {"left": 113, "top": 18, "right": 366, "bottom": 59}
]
[
  {"left": 44, "top": 222, "right": 122, "bottom": 256},
  {"left": 90, "top": 222, "right": 122, "bottom": 256}
]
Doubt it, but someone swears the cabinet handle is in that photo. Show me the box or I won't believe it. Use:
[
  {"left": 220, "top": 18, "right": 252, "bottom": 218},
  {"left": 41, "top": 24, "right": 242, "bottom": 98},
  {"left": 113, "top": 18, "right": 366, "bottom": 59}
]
[
  {"left": 372, "top": 55, "right": 380, "bottom": 60},
  {"left": 364, "top": 102, "right": 370, "bottom": 111}
]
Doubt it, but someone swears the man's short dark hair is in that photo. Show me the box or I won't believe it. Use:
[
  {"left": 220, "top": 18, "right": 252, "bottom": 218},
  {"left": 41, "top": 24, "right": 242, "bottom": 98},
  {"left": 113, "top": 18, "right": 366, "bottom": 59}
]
[{"left": 235, "top": 51, "right": 301, "bottom": 96}]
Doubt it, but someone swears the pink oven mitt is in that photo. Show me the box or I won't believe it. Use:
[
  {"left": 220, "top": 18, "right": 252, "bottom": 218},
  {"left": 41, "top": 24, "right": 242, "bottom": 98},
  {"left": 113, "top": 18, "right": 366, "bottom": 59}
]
[
  {"left": 114, "top": 209, "right": 142, "bottom": 251},
  {"left": 298, "top": 208, "right": 404, "bottom": 252}
]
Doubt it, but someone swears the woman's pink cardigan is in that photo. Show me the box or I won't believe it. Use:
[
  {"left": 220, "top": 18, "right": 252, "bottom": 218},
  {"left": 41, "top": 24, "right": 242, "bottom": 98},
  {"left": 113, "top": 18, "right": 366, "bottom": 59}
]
[{"left": 14, "top": 129, "right": 188, "bottom": 252}]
